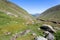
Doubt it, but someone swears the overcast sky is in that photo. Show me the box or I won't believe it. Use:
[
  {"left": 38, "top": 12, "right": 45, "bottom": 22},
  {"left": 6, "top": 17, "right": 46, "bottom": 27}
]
[{"left": 9, "top": 0, "right": 60, "bottom": 14}]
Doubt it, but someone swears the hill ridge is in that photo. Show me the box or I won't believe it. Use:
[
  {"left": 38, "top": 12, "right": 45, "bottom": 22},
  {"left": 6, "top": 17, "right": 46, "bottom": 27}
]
[{"left": 38, "top": 4, "right": 60, "bottom": 22}]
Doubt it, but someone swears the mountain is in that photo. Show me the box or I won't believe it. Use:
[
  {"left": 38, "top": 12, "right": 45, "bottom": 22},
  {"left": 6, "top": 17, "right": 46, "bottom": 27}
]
[
  {"left": 37, "top": 5, "right": 60, "bottom": 40},
  {"left": 0, "top": 0, "right": 38, "bottom": 40},
  {"left": 32, "top": 13, "right": 40, "bottom": 17},
  {"left": 38, "top": 5, "right": 60, "bottom": 23}
]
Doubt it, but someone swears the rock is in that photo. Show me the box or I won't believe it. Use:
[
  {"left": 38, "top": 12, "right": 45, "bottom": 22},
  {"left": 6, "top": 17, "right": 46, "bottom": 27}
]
[
  {"left": 32, "top": 33, "right": 36, "bottom": 36},
  {"left": 14, "top": 15, "right": 18, "bottom": 17},
  {"left": 40, "top": 24, "right": 56, "bottom": 33},
  {"left": 4, "top": 32, "right": 11, "bottom": 35},
  {"left": 38, "top": 28, "right": 40, "bottom": 30},
  {"left": 34, "top": 36, "right": 47, "bottom": 40}
]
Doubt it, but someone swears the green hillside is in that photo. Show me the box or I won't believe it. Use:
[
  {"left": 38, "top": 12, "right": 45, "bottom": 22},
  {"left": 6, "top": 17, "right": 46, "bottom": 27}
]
[
  {"left": 38, "top": 5, "right": 60, "bottom": 22},
  {"left": 37, "top": 5, "right": 60, "bottom": 28},
  {"left": 0, "top": 0, "right": 41, "bottom": 40},
  {"left": 37, "top": 5, "right": 60, "bottom": 40}
]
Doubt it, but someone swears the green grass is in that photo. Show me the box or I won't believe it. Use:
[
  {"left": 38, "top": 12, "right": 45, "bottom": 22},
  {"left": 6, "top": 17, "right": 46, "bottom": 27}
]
[
  {"left": 0, "top": 0, "right": 40, "bottom": 40},
  {"left": 16, "top": 33, "right": 34, "bottom": 40},
  {"left": 55, "top": 30, "right": 60, "bottom": 40}
]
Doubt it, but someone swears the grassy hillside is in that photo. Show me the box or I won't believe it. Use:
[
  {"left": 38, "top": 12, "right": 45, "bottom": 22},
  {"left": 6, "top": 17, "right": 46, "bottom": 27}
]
[
  {"left": 0, "top": 0, "right": 41, "bottom": 40},
  {"left": 37, "top": 5, "right": 60, "bottom": 27},
  {"left": 37, "top": 5, "right": 60, "bottom": 40},
  {"left": 38, "top": 5, "right": 60, "bottom": 22},
  {"left": 37, "top": 5, "right": 60, "bottom": 28}
]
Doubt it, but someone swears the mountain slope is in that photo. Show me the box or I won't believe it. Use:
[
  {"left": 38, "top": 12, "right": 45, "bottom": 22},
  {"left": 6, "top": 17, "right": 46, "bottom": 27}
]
[
  {"left": 38, "top": 5, "right": 60, "bottom": 22},
  {"left": 37, "top": 5, "right": 60, "bottom": 40},
  {"left": 0, "top": 0, "right": 37, "bottom": 40}
]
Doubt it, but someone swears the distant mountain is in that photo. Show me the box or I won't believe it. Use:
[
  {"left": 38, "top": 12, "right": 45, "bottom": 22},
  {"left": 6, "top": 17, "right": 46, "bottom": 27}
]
[
  {"left": 38, "top": 5, "right": 60, "bottom": 22},
  {"left": 32, "top": 14, "right": 40, "bottom": 17}
]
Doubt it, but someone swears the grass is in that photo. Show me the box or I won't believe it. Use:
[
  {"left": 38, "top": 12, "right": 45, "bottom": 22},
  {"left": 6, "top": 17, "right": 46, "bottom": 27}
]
[
  {"left": 1, "top": 0, "right": 59, "bottom": 40},
  {"left": 16, "top": 33, "right": 34, "bottom": 40},
  {"left": 0, "top": 22, "right": 42, "bottom": 40},
  {"left": 0, "top": 0, "right": 40, "bottom": 40},
  {"left": 55, "top": 30, "right": 60, "bottom": 40}
]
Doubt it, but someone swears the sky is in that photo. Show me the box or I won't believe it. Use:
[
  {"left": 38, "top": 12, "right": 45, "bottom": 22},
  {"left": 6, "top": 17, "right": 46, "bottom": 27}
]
[{"left": 9, "top": 0, "right": 60, "bottom": 14}]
